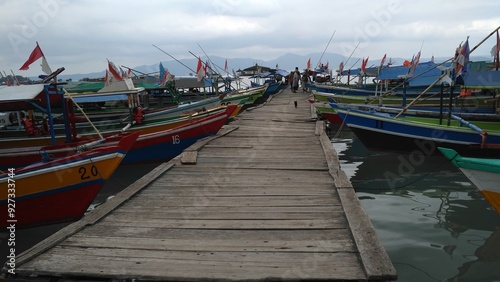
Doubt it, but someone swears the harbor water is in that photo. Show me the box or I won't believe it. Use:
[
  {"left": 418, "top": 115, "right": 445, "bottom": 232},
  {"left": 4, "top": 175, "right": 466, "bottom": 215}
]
[{"left": 331, "top": 126, "right": 500, "bottom": 282}]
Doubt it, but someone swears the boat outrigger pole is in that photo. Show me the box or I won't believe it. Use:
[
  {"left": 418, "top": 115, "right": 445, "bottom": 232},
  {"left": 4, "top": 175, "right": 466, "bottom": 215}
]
[
  {"left": 152, "top": 44, "right": 197, "bottom": 74},
  {"left": 316, "top": 29, "right": 336, "bottom": 69}
]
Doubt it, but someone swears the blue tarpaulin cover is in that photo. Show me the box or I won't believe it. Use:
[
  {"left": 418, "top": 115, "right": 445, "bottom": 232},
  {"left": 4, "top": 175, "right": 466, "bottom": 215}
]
[{"left": 456, "top": 71, "right": 500, "bottom": 88}]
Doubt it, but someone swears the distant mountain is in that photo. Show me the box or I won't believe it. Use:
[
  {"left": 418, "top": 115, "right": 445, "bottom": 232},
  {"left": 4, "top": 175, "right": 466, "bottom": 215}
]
[{"left": 45, "top": 53, "right": 496, "bottom": 82}]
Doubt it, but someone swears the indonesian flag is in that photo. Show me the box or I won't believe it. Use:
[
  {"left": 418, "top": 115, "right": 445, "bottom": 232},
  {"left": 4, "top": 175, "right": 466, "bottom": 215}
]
[
  {"left": 307, "top": 58, "right": 311, "bottom": 70},
  {"left": 107, "top": 59, "right": 123, "bottom": 81},
  {"left": 196, "top": 57, "right": 205, "bottom": 82},
  {"left": 19, "top": 42, "right": 52, "bottom": 75},
  {"left": 456, "top": 37, "right": 469, "bottom": 76}
]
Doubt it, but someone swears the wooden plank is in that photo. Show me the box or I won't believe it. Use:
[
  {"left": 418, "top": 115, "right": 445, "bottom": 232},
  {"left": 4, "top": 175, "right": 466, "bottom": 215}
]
[
  {"left": 19, "top": 249, "right": 366, "bottom": 281},
  {"left": 98, "top": 217, "right": 346, "bottom": 229},
  {"left": 77, "top": 226, "right": 353, "bottom": 241},
  {"left": 108, "top": 210, "right": 344, "bottom": 220},
  {"left": 14, "top": 162, "right": 175, "bottom": 267},
  {"left": 61, "top": 236, "right": 357, "bottom": 253},
  {"left": 338, "top": 188, "right": 398, "bottom": 280},
  {"left": 121, "top": 195, "right": 341, "bottom": 207}
]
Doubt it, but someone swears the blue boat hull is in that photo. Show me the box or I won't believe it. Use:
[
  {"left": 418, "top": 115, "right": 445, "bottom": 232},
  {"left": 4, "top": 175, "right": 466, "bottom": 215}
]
[{"left": 335, "top": 108, "right": 500, "bottom": 157}]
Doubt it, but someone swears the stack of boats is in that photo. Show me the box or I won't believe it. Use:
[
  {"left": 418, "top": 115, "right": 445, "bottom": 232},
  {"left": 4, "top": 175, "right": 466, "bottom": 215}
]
[
  {"left": 312, "top": 28, "right": 500, "bottom": 213},
  {"left": 0, "top": 67, "right": 270, "bottom": 228}
]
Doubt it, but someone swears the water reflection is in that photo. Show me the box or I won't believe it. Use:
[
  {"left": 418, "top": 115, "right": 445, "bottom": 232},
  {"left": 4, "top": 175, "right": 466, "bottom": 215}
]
[{"left": 331, "top": 127, "right": 500, "bottom": 282}]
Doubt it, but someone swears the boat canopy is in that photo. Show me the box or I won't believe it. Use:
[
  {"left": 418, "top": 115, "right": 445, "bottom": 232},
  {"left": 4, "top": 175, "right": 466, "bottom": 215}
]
[
  {"left": 456, "top": 71, "right": 500, "bottom": 89},
  {"left": 70, "top": 93, "right": 130, "bottom": 103},
  {"left": 0, "top": 84, "right": 46, "bottom": 111},
  {"left": 374, "top": 61, "right": 450, "bottom": 87}
]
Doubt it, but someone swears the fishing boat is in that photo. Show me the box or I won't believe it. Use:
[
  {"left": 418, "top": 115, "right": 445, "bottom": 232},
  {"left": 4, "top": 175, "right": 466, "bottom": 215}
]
[
  {"left": 119, "top": 103, "right": 236, "bottom": 164},
  {"left": 439, "top": 147, "right": 500, "bottom": 213},
  {"left": 332, "top": 102, "right": 500, "bottom": 157},
  {"left": 0, "top": 104, "right": 236, "bottom": 168},
  {"left": 0, "top": 132, "right": 139, "bottom": 228},
  {"left": 0, "top": 82, "right": 235, "bottom": 149}
]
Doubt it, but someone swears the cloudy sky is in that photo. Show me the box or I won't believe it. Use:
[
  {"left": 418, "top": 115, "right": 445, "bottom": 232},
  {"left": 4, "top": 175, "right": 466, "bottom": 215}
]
[{"left": 1, "top": 0, "right": 499, "bottom": 77}]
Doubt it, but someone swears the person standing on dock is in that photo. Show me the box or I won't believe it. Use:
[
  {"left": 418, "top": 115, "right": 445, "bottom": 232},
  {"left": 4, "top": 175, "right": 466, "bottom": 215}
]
[{"left": 292, "top": 67, "right": 300, "bottom": 92}]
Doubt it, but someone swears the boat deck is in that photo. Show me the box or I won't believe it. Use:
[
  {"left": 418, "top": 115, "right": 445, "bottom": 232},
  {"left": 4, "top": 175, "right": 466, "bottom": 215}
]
[{"left": 4, "top": 88, "right": 397, "bottom": 281}]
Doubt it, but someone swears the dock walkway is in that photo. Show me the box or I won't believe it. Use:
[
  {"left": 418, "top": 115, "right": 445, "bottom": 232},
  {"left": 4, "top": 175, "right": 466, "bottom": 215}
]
[{"left": 5, "top": 88, "right": 397, "bottom": 281}]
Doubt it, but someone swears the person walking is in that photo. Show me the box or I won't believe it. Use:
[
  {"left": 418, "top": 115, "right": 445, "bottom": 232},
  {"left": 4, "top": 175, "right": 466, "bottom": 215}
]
[
  {"left": 301, "top": 71, "right": 310, "bottom": 92},
  {"left": 292, "top": 67, "right": 300, "bottom": 93}
]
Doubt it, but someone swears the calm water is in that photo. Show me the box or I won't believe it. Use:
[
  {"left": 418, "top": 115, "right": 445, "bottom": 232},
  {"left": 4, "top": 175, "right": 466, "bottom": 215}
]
[{"left": 331, "top": 127, "right": 500, "bottom": 282}]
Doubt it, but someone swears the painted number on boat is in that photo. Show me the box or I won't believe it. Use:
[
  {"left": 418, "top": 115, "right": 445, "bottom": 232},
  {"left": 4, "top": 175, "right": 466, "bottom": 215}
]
[
  {"left": 79, "top": 165, "right": 99, "bottom": 180},
  {"left": 172, "top": 135, "right": 181, "bottom": 144}
]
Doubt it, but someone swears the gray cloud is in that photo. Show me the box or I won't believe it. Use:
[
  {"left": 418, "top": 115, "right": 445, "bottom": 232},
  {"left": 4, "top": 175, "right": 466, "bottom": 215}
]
[{"left": 1, "top": 0, "right": 499, "bottom": 77}]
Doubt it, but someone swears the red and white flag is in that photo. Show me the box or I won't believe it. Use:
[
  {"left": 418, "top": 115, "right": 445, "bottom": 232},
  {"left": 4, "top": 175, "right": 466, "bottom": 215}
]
[
  {"left": 456, "top": 37, "right": 469, "bottom": 76},
  {"left": 196, "top": 57, "right": 206, "bottom": 82},
  {"left": 19, "top": 43, "right": 52, "bottom": 75},
  {"left": 307, "top": 58, "right": 311, "bottom": 70},
  {"left": 107, "top": 59, "right": 123, "bottom": 81}
]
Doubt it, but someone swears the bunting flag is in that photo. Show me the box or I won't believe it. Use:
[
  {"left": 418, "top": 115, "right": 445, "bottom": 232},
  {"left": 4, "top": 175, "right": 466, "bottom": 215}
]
[
  {"left": 407, "top": 51, "right": 421, "bottom": 77},
  {"left": 159, "top": 62, "right": 171, "bottom": 86},
  {"left": 338, "top": 62, "right": 344, "bottom": 74},
  {"left": 196, "top": 57, "right": 205, "bottom": 82},
  {"left": 361, "top": 57, "right": 369, "bottom": 74},
  {"left": 159, "top": 62, "right": 166, "bottom": 85},
  {"left": 19, "top": 43, "right": 52, "bottom": 75},
  {"left": 380, "top": 54, "right": 387, "bottom": 68},
  {"left": 456, "top": 37, "right": 470, "bottom": 76},
  {"left": 406, "top": 51, "right": 420, "bottom": 77},
  {"left": 307, "top": 58, "right": 311, "bottom": 70},
  {"left": 104, "top": 70, "right": 112, "bottom": 86},
  {"left": 107, "top": 59, "right": 123, "bottom": 81}
]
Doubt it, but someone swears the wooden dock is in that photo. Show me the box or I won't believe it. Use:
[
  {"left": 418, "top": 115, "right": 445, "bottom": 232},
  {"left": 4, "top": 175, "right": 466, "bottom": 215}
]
[{"left": 4, "top": 88, "right": 397, "bottom": 281}]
